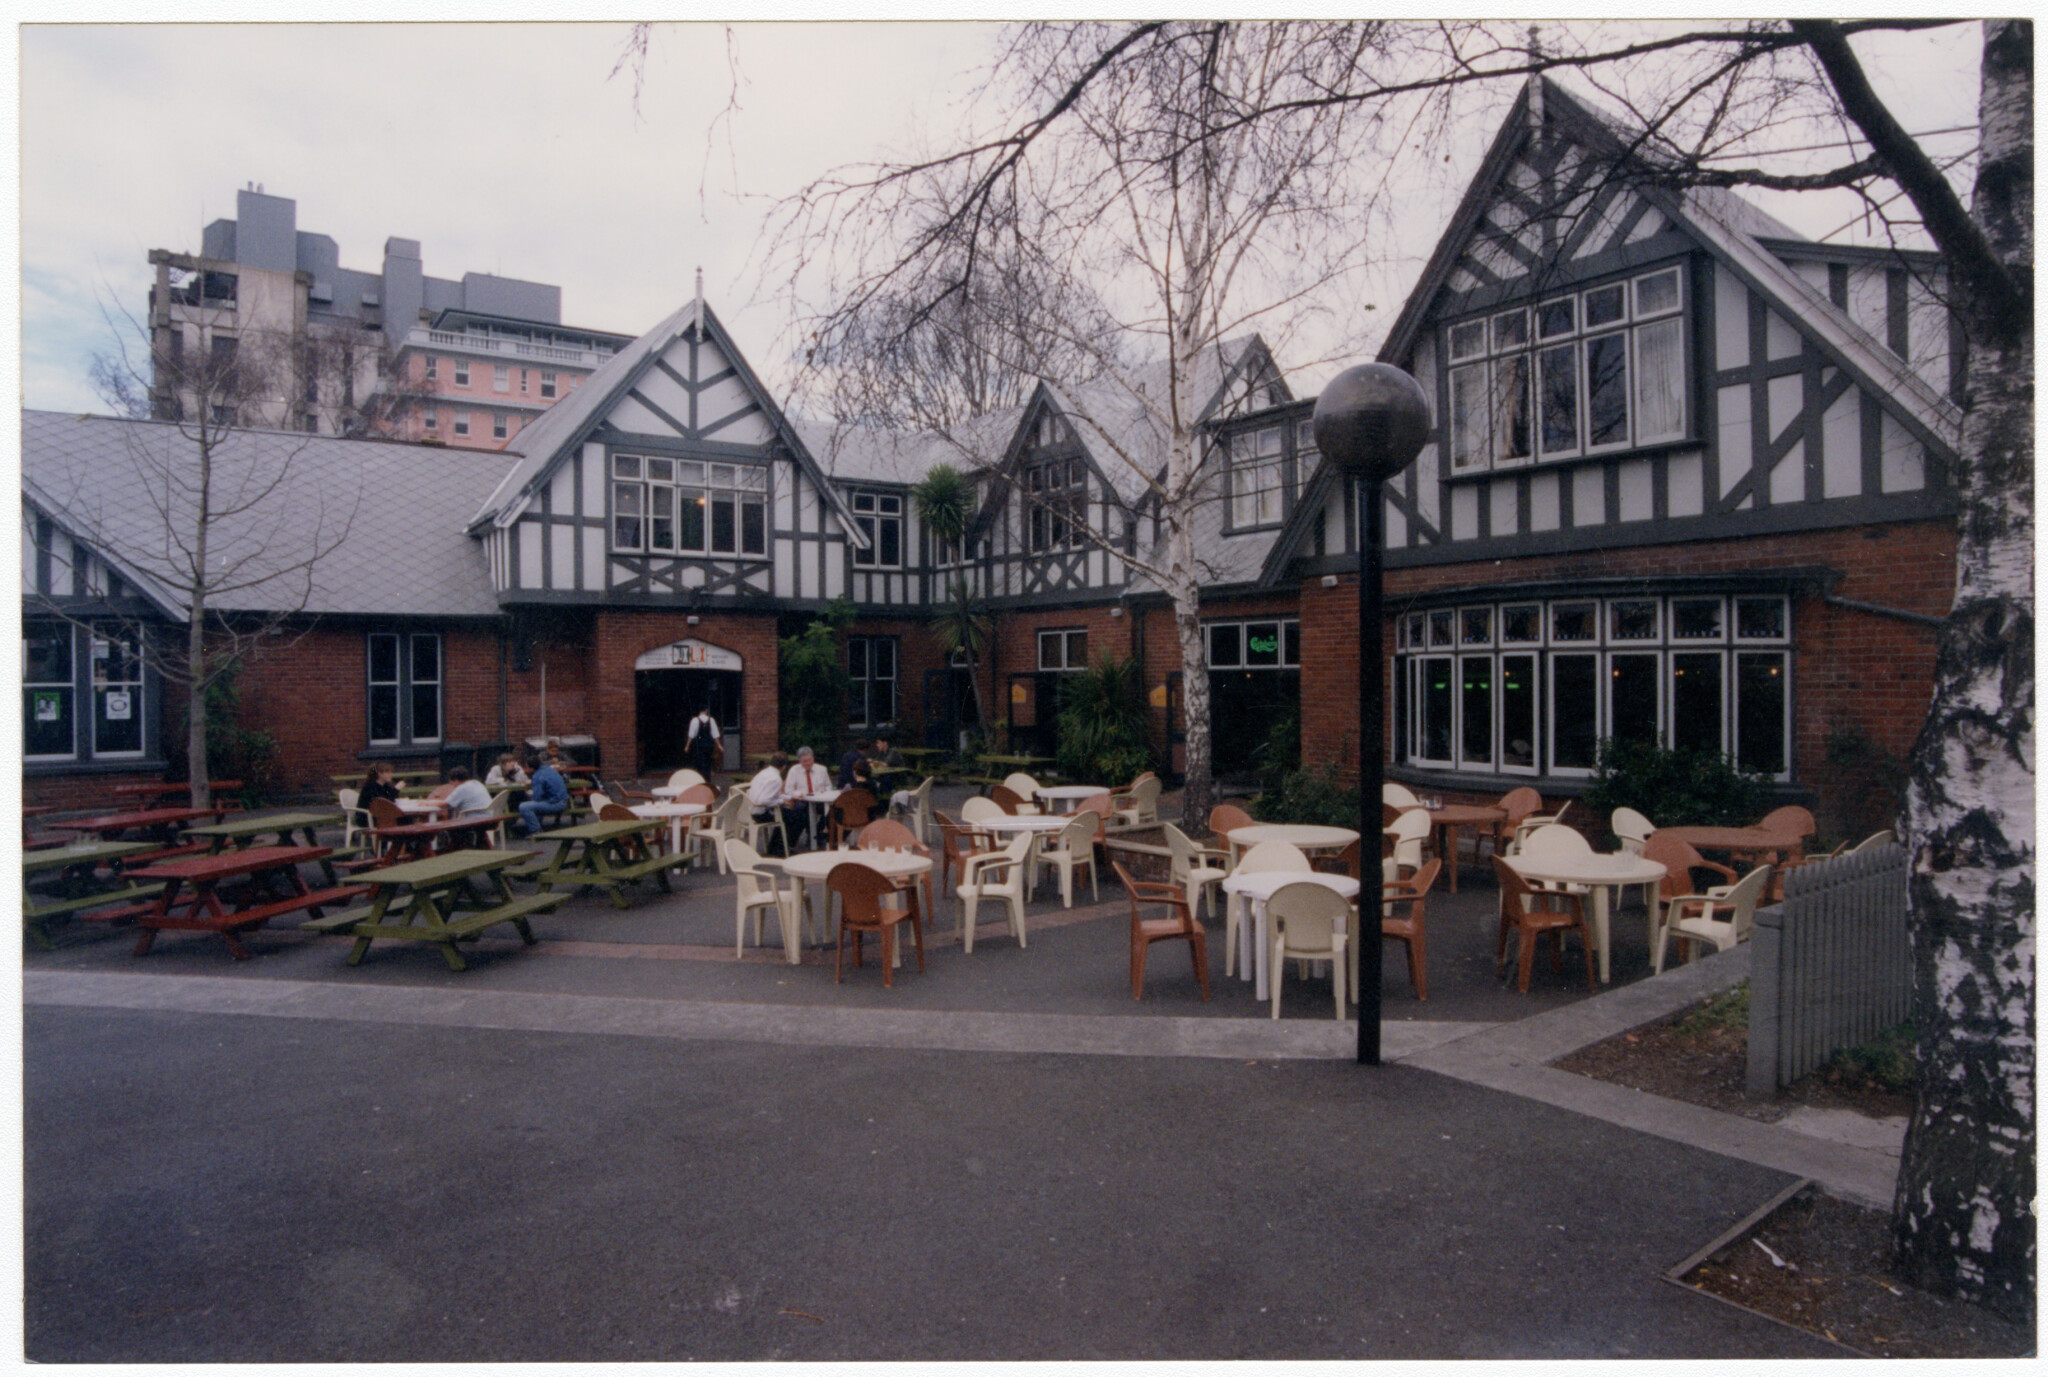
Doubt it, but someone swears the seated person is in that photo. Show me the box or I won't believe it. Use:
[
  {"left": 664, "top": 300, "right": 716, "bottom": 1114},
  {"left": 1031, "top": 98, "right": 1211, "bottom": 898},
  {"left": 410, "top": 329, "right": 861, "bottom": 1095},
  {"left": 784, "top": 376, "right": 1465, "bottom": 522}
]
[
  {"left": 443, "top": 767, "right": 492, "bottom": 819},
  {"left": 357, "top": 762, "right": 403, "bottom": 811},
  {"left": 518, "top": 756, "right": 570, "bottom": 837},
  {"left": 837, "top": 737, "right": 872, "bottom": 789},
  {"left": 485, "top": 752, "right": 529, "bottom": 810},
  {"left": 747, "top": 752, "right": 789, "bottom": 855},
  {"left": 782, "top": 746, "right": 833, "bottom": 850},
  {"left": 870, "top": 735, "right": 914, "bottom": 814}
]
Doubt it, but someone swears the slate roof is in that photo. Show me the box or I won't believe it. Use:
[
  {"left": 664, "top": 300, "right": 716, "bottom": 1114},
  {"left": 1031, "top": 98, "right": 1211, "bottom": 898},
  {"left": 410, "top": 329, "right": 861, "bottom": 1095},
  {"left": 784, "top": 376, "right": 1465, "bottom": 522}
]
[{"left": 21, "top": 410, "right": 509, "bottom": 620}]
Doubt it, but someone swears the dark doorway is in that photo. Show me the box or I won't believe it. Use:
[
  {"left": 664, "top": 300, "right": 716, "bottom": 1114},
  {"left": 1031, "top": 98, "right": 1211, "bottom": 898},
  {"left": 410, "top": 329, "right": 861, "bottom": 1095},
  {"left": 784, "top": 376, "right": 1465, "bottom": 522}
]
[
  {"left": 635, "top": 668, "right": 742, "bottom": 774},
  {"left": 1207, "top": 669, "right": 1301, "bottom": 778}
]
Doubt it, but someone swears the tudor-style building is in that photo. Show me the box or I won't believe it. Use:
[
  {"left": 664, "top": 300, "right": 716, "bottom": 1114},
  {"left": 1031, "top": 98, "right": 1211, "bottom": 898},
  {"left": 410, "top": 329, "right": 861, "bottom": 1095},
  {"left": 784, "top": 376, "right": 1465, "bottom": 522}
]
[{"left": 22, "top": 78, "right": 1961, "bottom": 840}]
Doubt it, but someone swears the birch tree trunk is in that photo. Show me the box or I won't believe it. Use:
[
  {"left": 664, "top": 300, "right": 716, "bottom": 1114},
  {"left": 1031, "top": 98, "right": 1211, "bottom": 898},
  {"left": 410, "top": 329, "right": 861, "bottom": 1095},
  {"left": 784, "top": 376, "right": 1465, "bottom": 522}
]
[{"left": 1891, "top": 18, "right": 2034, "bottom": 1324}]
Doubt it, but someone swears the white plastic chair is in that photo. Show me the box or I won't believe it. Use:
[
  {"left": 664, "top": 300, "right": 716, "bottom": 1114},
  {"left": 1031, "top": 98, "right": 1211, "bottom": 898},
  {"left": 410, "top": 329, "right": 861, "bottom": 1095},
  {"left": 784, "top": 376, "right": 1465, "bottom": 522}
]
[
  {"left": 956, "top": 832, "right": 1033, "bottom": 953},
  {"left": 1225, "top": 840, "right": 1311, "bottom": 978},
  {"left": 1162, "top": 822, "right": 1229, "bottom": 920},
  {"left": 1515, "top": 823, "right": 1596, "bottom": 897},
  {"left": 1510, "top": 799, "right": 1575, "bottom": 853},
  {"left": 1655, "top": 864, "right": 1772, "bottom": 973},
  {"left": 1267, "top": 881, "right": 1352, "bottom": 1021},
  {"left": 960, "top": 796, "right": 1006, "bottom": 829},
  {"left": 1385, "top": 807, "right": 1431, "bottom": 874},
  {"left": 1034, "top": 811, "right": 1100, "bottom": 909},
  {"left": 693, "top": 792, "right": 745, "bottom": 872},
  {"left": 665, "top": 768, "right": 707, "bottom": 792},
  {"left": 896, "top": 775, "right": 935, "bottom": 845},
  {"left": 1382, "top": 782, "right": 1421, "bottom": 809},
  {"left": 1611, "top": 807, "right": 1656, "bottom": 856},
  {"left": 337, "top": 789, "right": 371, "bottom": 854},
  {"left": 739, "top": 799, "right": 789, "bottom": 860},
  {"left": 724, "top": 839, "right": 800, "bottom": 957},
  {"left": 1110, "top": 775, "right": 1162, "bottom": 831},
  {"left": 1001, "top": 773, "right": 1045, "bottom": 814},
  {"left": 1849, "top": 829, "right": 1896, "bottom": 853}
]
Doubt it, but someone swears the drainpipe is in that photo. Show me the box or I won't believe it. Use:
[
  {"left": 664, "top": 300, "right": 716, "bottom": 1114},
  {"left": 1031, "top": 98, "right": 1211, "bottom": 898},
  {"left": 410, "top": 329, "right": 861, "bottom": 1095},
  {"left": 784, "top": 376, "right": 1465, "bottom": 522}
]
[{"left": 1822, "top": 593, "right": 1946, "bottom": 630}]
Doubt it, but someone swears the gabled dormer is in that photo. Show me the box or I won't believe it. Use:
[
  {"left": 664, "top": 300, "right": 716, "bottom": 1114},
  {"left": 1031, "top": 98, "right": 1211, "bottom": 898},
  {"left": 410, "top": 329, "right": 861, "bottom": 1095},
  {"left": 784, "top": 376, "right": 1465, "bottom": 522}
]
[
  {"left": 967, "top": 383, "right": 1141, "bottom": 604},
  {"left": 466, "top": 299, "right": 862, "bottom": 608},
  {"left": 1261, "top": 75, "right": 1962, "bottom": 588}
]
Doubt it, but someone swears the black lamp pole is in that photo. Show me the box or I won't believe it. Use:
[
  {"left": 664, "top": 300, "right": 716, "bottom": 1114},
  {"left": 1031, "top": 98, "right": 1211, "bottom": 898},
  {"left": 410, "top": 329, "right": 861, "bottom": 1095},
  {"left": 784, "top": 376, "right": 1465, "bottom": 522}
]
[{"left": 1311, "top": 365, "right": 1431, "bottom": 1066}]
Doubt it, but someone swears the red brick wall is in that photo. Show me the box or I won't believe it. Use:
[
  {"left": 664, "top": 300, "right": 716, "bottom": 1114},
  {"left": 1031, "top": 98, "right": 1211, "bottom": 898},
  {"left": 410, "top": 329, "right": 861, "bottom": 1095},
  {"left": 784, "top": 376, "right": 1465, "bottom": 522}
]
[
  {"left": 589, "top": 610, "right": 781, "bottom": 777},
  {"left": 845, "top": 615, "right": 938, "bottom": 743}
]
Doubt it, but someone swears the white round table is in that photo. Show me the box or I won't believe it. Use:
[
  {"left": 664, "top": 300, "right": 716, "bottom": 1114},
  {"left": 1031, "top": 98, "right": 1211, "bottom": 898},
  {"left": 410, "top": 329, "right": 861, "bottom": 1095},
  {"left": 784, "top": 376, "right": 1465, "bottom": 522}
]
[
  {"left": 394, "top": 798, "right": 449, "bottom": 820},
  {"left": 1220, "top": 870, "right": 1362, "bottom": 999},
  {"left": 783, "top": 788, "right": 843, "bottom": 848},
  {"left": 1503, "top": 852, "right": 1665, "bottom": 983},
  {"left": 1226, "top": 823, "right": 1359, "bottom": 863},
  {"left": 976, "top": 813, "right": 1070, "bottom": 835},
  {"left": 765, "top": 848, "right": 933, "bottom": 966},
  {"left": 1034, "top": 785, "right": 1107, "bottom": 812},
  {"left": 627, "top": 801, "right": 707, "bottom": 856}
]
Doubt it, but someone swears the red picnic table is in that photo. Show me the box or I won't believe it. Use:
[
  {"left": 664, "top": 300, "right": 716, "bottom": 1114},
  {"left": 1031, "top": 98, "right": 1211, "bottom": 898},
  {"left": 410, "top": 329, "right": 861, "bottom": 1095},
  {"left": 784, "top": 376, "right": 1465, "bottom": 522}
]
[
  {"left": 369, "top": 814, "right": 506, "bottom": 863},
  {"left": 108, "top": 779, "right": 243, "bottom": 805},
  {"left": 23, "top": 803, "right": 68, "bottom": 851},
  {"left": 123, "top": 844, "right": 368, "bottom": 960},
  {"left": 50, "top": 805, "right": 230, "bottom": 862}
]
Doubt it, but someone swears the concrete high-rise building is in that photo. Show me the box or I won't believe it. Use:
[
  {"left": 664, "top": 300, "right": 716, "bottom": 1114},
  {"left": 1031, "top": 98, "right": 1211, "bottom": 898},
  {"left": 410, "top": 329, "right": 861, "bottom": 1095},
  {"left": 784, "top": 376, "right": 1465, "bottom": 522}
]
[{"left": 146, "top": 185, "right": 631, "bottom": 448}]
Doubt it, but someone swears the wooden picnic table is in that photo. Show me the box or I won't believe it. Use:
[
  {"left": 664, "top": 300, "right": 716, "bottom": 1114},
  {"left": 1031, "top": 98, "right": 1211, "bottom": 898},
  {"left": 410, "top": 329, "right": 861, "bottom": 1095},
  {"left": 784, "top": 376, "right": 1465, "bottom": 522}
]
[
  {"left": 125, "top": 844, "right": 366, "bottom": 960},
  {"left": 23, "top": 803, "right": 69, "bottom": 851},
  {"left": 21, "top": 840, "right": 163, "bottom": 947},
  {"left": 308, "top": 850, "right": 559, "bottom": 972},
  {"left": 329, "top": 768, "right": 439, "bottom": 786},
  {"left": 109, "top": 779, "right": 243, "bottom": 804},
  {"left": 369, "top": 814, "right": 505, "bottom": 863},
  {"left": 50, "top": 805, "right": 229, "bottom": 861},
  {"left": 186, "top": 810, "right": 349, "bottom": 882},
  {"left": 521, "top": 816, "right": 691, "bottom": 909}
]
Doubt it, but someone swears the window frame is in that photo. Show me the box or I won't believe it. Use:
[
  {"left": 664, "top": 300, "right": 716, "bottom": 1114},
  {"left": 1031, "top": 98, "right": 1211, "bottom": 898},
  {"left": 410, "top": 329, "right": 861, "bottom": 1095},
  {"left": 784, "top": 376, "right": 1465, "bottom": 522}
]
[
  {"left": 1037, "top": 628, "right": 1089, "bottom": 671},
  {"left": 367, "top": 630, "right": 443, "bottom": 748},
  {"left": 846, "top": 635, "right": 898, "bottom": 728},
  {"left": 454, "top": 360, "right": 470, "bottom": 387},
  {"left": 609, "top": 452, "right": 769, "bottom": 560},
  {"left": 849, "top": 490, "right": 904, "bottom": 569}
]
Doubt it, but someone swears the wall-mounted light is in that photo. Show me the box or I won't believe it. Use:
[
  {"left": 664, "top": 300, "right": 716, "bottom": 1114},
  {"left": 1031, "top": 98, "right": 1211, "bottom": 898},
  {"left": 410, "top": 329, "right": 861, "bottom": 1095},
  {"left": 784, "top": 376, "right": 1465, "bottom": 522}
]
[
  {"left": 687, "top": 615, "right": 701, "bottom": 626},
  {"left": 1321, "top": 574, "right": 1340, "bottom": 589},
  {"left": 1109, "top": 606, "right": 1123, "bottom": 619}
]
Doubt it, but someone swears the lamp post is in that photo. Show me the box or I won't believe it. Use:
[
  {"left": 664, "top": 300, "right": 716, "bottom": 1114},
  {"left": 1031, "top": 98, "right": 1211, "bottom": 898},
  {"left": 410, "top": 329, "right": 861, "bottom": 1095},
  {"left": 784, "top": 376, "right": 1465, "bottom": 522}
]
[{"left": 1311, "top": 364, "right": 1430, "bottom": 1066}]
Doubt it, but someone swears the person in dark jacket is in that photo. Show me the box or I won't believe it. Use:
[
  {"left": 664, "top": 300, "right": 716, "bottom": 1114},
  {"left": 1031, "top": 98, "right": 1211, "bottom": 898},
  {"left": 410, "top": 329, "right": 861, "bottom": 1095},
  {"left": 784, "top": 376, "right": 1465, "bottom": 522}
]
[
  {"left": 518, "top": 757, "right": 570, "bottom": 837},
  {"left": 357, "top": 762, "right": 403, "bottom": 811}
]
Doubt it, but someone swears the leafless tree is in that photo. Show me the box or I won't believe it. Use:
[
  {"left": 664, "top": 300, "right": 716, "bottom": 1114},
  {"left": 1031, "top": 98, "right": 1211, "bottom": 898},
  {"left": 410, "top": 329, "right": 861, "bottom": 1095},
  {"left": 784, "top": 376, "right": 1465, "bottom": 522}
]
[{"left": 60, "top": 305, "right": 361, "bottom": 806}]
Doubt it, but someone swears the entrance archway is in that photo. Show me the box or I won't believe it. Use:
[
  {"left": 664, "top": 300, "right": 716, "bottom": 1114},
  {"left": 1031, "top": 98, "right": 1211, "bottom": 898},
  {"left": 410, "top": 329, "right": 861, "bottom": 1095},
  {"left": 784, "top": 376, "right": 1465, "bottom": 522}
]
[{"left": 634, "top": 639, "right": 744, "bottom": 774}]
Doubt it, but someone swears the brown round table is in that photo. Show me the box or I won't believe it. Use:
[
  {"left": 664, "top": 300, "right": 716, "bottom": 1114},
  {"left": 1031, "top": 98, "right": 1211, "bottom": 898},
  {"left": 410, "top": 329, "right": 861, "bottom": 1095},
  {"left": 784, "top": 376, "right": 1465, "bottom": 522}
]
[
  {"left": 1419, "top": 804, "right": 1505, "bottom": 894},
  {"left": 1660, "top": 825, "right": 1804, "bottom": 864}
]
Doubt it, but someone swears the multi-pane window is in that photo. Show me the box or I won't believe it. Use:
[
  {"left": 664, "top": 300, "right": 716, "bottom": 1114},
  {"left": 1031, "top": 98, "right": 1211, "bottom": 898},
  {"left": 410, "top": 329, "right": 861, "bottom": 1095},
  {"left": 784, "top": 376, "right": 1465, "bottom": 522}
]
[
  {"left": 367, "top": 632, "right": 441, "bottom": 746},
  {"left": 1230, "top": 425, "right": 1287, "bottom": 528},
  {"left": 1024, "top": 458, "right": 1086, "bottom": 553},
  {"left": 453, "top": 414, "right": 471, "bottom": 437},
  {"left": 610, "top": 454, "right": 768, "bottom": 558},
  {"left": 1446, "top": 264, "right": 1687, "bottom": 472},
  {"left": 24, "top": 620, "right": 75, "bottom": 759},
  {"left": 91, "top": 629, "right": 144, "bottom": 756},
  {"left": 1397, "top": 593, "right": 1789, "bottom": 780},
  {"left": 454, "top": 361, "right": 470, "bottom": 387},
  {"left": 540, "top": 370, "right": 557, "bottom": 399},
  {"left": 424, "top": 356, "right": 438, "bottom": 381},
  {"left": 424, "top": 408, "right": 438, "bottom": 432},
  {"left": 492, "top": 413, "right": 509, "bottom": 441},
  {"left": 1038, "top": 628, "right": 1089, "bottom": 671},
  {"left": 847, "top": 636, "right": 898, "bottom": 727},
  {"left": 493, "top": 365, "right": 510, "bottom": 393},
  {"left": 850, "top": 491, "right": 903, "bottom": 568}
]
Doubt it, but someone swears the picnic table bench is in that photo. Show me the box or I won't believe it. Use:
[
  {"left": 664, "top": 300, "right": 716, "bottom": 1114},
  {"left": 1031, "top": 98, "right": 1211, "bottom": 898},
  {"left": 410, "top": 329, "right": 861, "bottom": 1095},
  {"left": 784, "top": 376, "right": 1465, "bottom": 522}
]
[
  {"left": 50, "top": 805, "right": 230, "bottom": 866},
  {"left": 304, "top": 850, "right": 559, "bottom": 972},
  {"left": 21, "top": 840, "right": 164, "bottom": 946},
  {"left": 185, "top": 810, "right": 354, "bottom": 881},
  {"left": 125, "top": 845, "right": 368, "bottom": 960},
  {"left": 518, "top": 816, "right": 691, "bottom": 908}
]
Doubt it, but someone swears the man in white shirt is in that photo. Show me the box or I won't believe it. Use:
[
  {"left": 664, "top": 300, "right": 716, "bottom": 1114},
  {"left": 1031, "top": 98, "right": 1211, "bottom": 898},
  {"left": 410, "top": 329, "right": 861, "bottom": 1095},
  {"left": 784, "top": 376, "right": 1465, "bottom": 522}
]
[
  {"left": 781, "top": 746, "right": 832, "bottom": 850},
  {"left": 747, "top": 752, "right": 788, "bottom": 854},
  {"left": 442, "top": 767, "right": 492, "bottom": 819}
]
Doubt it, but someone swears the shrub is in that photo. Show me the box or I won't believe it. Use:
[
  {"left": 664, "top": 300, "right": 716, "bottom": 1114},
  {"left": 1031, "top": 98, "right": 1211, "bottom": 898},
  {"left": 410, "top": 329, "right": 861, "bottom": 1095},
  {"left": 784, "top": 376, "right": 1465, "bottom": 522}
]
[
  {"left": 1581, "top": 738, "right": 1773, "bottom": 830},
  {"left": 1055, "top": 654, "right": 1152, "bottom": 784},
  {"left": 1252, "top": 706, "right": 1301, "bottom": 797},
  {"left": 778, "top": 599, "right": 854, "bottom": 756},
  {"left": 1251, "top": 762, "right": 1361, "bottom": 829}
]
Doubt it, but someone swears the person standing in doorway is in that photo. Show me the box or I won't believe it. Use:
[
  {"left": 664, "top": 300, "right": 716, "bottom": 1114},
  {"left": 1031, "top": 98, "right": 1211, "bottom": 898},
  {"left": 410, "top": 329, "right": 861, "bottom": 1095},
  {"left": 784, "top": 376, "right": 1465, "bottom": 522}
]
[{"left": 686, "top": 706, "right": 722, "bottom": 778}]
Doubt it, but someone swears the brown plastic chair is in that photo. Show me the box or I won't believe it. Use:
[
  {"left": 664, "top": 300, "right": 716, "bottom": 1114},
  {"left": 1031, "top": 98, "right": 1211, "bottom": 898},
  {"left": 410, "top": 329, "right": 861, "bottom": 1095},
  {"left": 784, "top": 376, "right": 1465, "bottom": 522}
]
[
  {"left": 1112, "top": 862, "right": 1210, "bottom": 1002},
  {"left": 1640, "top": 830, "right": 1740, "bottom": 931},
  {"left": 366, "top": 796, "right": 407, "bottom": 861},
  {"left": 597, "top": 802, "right": 655, "bottom": 863},
  {"left": 989, "top": 784, "right": 1030, "bottom": 816},
  {"left": 1208, "top": 804, "right": 1254, "bottom": 854},
  {"left": 828, "top": 788, "right": 878, "bottom": 847},
  {"left": 933, "top": 809, "right": 992, "bottom": 912},
  {"left": 1315, "top": 838, "right": 1364, "bottom": 880},
  {"left": 1493, "top": 856, "right": 1595, "bottom": 993},
  {"left": 1380, "top": 857, "right": 1441, "bottom": 1001},
  {"left": 1486, "top": 787, "right": 1543, "bottom": 861},
  {"left": 859, "top": 817, "right": 934, "bottom": 921},
  {"left": 828, "top": 860, "right": 925, "bottom": 987}
]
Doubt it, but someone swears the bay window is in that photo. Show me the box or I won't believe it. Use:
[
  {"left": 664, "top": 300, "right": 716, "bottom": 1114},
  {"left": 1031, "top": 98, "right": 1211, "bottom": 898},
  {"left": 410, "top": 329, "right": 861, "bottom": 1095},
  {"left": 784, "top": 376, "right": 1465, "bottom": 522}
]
[{"left": 611, "top": 454, "right": 768, "bottom": 558}]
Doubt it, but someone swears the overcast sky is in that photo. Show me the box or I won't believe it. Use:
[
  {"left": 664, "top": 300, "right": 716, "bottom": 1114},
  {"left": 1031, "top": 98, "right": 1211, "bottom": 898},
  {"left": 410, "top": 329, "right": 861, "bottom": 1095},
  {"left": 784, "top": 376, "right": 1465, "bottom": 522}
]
[{"left": 16, "top": 18, "right": 1983, "bottom": 419}]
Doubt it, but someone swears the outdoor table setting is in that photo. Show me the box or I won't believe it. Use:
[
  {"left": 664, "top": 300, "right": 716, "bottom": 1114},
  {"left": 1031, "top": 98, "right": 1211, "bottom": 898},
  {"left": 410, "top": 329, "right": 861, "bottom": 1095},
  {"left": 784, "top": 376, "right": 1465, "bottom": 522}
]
[
  {"left": 315, "top": 850, "right": 558, "bottom": 972},
  {"left": 626, "top": 800, "right": 709, "bottom": 855},
  {"left": 108, "top": 779, "right": 242, "bottom": 806},
  {"left": 21, "top": 839, "right": 163, "bottom": 946},
  {"left": 123, "top": 844, "right": 365, "bottom": 960},
  {"left": 369, "top": 813, "right": 506, "bottom": 863},
  {"left": 1501, "top": 849, "right": 1666, "bottom": 984},
  {"left": 185, "top": 809, "right": 349, "bottom": 883},
  {"left": 782, "top": 786, "right": 842, "bottom": 850},
  {"left": 393, "top": 797, "right": 451, "bottom": 821},
  {"left": 1223, "top": 822, "right": 1360, "bottom": 865},
  {"left": 1219, "top": 868, "right": 1363, "bottom": 1001},
  {"left": 1660, "top": 824, "right": 1805, "bottom": 866},
  {"left": 1409, "top": 802, "right": 1505, "bottom": 895},
  {"left": 50, "top": 805, "right": 230, "bottom": 861},
  {"left": 761, "top": 846, "right": 934, "bottom": 966},
  {"left": 1034, "top": 784, "right": 1107, "bottom": 813},
  {"left": 523, "top": 815, "right": 689, "bottom": 908}
]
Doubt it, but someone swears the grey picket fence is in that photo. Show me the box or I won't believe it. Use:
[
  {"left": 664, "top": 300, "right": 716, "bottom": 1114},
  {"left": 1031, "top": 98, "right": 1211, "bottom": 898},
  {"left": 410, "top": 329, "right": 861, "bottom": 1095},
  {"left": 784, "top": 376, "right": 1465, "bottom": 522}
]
[{"left": 1746, "top": 842, "right": 1912, "bottom": 1094}]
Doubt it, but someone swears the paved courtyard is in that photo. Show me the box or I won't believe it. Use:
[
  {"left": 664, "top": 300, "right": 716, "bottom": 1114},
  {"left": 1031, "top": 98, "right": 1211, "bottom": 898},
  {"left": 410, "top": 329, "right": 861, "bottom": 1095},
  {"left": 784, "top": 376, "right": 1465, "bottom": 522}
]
[{"left": 22, "top": 794, "right": 1897, "bottom": 1360}]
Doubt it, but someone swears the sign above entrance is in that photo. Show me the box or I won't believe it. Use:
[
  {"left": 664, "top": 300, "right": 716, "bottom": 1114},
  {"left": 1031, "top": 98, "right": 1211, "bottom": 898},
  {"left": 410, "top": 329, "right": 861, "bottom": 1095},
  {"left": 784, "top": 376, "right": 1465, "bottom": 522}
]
[{"left": 634, "top": 638, "right": 744, "bottom": 673}]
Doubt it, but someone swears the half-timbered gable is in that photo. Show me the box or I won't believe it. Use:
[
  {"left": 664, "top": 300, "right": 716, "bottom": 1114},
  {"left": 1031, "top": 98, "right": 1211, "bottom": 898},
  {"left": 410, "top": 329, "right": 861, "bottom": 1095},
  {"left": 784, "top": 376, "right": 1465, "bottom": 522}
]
[
  {"left": 794, "top": 419, "right": 942, "bottom": 612},
  {"left": 466, "top": 299, "right": 861, "bottom": 610}
]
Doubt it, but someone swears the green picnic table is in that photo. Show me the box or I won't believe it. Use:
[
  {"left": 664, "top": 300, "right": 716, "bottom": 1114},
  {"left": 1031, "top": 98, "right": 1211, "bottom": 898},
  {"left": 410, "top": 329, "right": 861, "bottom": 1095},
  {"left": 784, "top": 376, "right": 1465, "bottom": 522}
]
[
  {"left": 974, "top": 753, "right": 1057, "bottom": 791},
  {"left": 306, "top": 849, "right": 559, "bottom": 972},
  {"left": 22, "top": 840, "right": 163, "bottom": 947},
  {"left": 519, "top": 816, "right": 692, "bottom": 908},
  {"left": 186, "top": 810, "right": 352, "bottom": 884}
]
